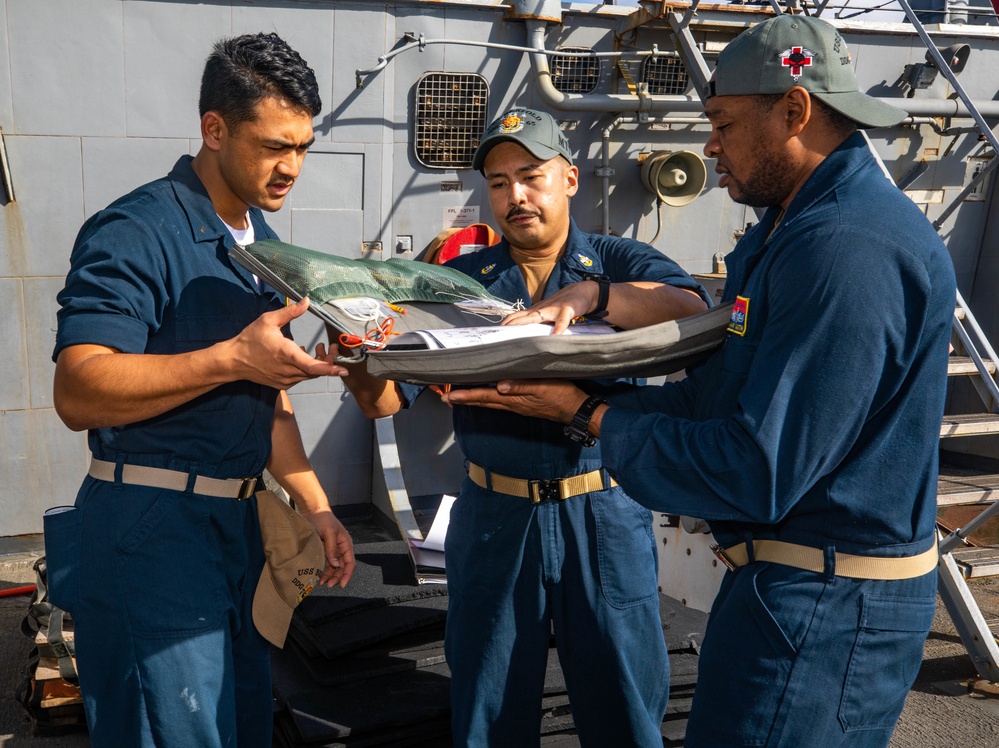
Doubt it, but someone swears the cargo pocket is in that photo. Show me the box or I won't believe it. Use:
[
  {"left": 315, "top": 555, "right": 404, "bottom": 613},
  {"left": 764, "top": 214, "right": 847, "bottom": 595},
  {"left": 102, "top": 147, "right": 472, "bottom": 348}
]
[
  {"left": 838, "top": 594, "right": 936, "bottom": 732},
  {"left": 42, "top": 506, "right": 82, "bottom": 614},
  {"left": 117, "top": 490, "right": 228, "bottom": 637},
  {"left": 592, "top": 488, "right": 658, "bottom": 608}
]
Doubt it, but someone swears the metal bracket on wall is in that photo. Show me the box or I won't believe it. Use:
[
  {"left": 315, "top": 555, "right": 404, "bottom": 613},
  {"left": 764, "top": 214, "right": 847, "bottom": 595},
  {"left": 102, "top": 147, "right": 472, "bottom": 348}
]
[
  {"left": 665, "top": 10, "right": 711, "bottom": 103},
  {"left": 0, "top": 129, "right": 14, "bottom": 203}
]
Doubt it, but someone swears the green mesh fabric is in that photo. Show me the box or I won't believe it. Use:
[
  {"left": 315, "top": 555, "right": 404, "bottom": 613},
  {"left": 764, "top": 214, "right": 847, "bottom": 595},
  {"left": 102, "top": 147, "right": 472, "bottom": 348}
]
[{"left": 243, "top": 240, "right": 499, "bottom": 305}]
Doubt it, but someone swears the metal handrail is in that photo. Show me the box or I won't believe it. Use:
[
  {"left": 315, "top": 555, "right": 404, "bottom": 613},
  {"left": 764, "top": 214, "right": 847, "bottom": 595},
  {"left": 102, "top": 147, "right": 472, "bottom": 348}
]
[{"left": 954, "top": 290, "right": 999, "bottom": 411}]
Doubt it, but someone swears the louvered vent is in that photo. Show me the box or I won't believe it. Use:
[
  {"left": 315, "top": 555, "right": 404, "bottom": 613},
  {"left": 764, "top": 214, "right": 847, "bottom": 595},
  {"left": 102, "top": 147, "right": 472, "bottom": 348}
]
[
  {"left": 643, "top": 55, "right": 689, "bottom": 96},
  {"left": 551, "top": 47, "right": 600, "bottom": 94},
  {"left": 414, "top": 72, "right": 489, "bottom": 169}
]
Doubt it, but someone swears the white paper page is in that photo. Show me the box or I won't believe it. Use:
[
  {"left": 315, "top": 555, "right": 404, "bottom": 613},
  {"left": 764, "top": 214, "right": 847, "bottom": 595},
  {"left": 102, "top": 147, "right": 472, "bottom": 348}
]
[
  {"left": 410, "top": 545, "right": 446, "bottom": 571},
  {"left": 388, "top": 322, "right": 615, "bottom": 351},
  {"left": 410, "top": 494, "right": 457, "bottom": 552}
]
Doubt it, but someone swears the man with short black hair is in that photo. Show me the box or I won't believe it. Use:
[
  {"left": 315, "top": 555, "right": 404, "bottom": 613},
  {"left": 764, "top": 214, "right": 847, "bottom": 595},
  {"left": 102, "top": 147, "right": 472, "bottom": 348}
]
[
  {"left": 445, "top": 16, "right": 954, "bottom": 747},
  {"left": 334, "top": 107, "right": 708, "bottom": 745},
  {"left": 53, "top": 32, "right": 355, "bottom": 748}
]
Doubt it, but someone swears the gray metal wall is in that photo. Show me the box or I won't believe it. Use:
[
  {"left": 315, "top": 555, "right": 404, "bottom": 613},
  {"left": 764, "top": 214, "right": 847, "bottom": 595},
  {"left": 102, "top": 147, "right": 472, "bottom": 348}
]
[{"left": 1, "top": 0, "right": 997, "bottom": 535}]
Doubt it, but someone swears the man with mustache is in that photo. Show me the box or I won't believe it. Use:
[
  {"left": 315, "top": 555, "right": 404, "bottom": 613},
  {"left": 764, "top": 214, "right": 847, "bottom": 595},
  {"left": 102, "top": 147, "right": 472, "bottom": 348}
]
[
  {"left": 52, "top": 32, "right": 354, "bottom": 748},
  {"left": 443, "top": 16, "right": 955, "bottom": 748},
  {"left": 336, "top": 106, "right": 708, "bottom": 745}
]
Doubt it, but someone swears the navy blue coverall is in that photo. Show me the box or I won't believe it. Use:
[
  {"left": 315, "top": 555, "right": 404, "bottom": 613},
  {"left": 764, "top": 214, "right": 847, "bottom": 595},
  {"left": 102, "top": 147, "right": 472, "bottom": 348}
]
[
  {"left": 53, "top": 156, "right": 284, "bottom": 748},
  {"left": 435, "top": 220, "right": 708, "bottom": 746},
  {"left": 599, "top": 133, "right": 956, "bottom": 747}
]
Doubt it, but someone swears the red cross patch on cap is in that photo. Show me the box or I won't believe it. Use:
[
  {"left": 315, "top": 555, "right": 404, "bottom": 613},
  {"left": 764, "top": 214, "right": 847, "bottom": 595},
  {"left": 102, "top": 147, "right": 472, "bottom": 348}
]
[{"left": 778, "top": 46, "right": 815, "bottom": 82}]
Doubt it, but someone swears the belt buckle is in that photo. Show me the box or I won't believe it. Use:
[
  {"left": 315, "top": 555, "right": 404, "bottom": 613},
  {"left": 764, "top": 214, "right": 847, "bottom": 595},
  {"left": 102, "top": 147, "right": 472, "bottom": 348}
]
[
  {"left": 48, "top": 640, "right": 72, "bottom": 660},
  {"left": 237, "top": 477, "right": 258, "bottom": 500},
  {"left": 528, "top": 479, "right": 561, "bottom": 504},
  {"left": 710, "top": 543, "right": 737, "bottom": 571}
]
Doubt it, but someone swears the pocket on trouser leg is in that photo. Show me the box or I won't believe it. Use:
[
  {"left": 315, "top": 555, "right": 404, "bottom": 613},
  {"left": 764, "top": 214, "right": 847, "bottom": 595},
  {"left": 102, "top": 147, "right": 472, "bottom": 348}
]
[
  {"left": 592, "top": 489, "right": 658, "bottom": 608},
  {"left": 838, "top": 594, "right": 936, "bottom": 732},
  {"left": 116, "top": 491, "right": 229, "bottom": 636},
  {"left": 686, "top": 565, "right": 797, "bottom": 747},
  {"left": 43, "top": 506, "right": 82, "bottom": 614}
]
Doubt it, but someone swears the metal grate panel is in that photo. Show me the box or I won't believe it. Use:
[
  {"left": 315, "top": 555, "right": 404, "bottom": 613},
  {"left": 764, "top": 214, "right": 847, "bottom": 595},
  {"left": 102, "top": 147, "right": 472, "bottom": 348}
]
[
  {"left": 643, "top": 56, "right": 689, "bottom": 96},
  {"left": 551, "top": 47, "right": 600, "bottom": 94},
  {"left": 414, "top": 72, "right": 489, "bottom": 169}
]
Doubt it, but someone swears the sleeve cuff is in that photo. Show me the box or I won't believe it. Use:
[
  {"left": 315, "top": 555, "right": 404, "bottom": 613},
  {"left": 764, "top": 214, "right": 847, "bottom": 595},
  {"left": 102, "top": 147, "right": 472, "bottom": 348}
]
[{"left": 54, "top": 312, "right": 150, "bottom": 360}]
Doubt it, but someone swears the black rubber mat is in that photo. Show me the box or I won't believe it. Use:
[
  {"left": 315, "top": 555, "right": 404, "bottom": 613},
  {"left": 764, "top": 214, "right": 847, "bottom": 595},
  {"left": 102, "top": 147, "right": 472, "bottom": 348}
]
[
  {"left": 660, "top": 594, "right": 709, "bottom": 652},
  {"left": 286, "top": 629, "right": 446, "bottom": 687},
  {"left": 275, "top": 649, "right": 452, "bottom": 744},
  {"left": 290, "top": 594, "right": 449, "bottom": 659},
  {"left": 275, "top": 530, "right": 709, "bottom": 746},
  {"left": 297, "top": 541, "right": 448, "bottom": 627},
  {"left": 274, "top": 710, "right": 451, "bottom": 748}
]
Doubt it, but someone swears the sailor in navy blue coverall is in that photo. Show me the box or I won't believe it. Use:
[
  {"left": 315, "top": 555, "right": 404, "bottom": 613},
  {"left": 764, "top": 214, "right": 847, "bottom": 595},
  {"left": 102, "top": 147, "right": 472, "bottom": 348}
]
[
  {"left": 53, "top": 34, "right": 354, "bottom": 748},
  {"left": 444, "top": 19, "right": 955, "bottom": 748},
  {"left": 333, "top": 107, "right": 709, "bottom": 746}
]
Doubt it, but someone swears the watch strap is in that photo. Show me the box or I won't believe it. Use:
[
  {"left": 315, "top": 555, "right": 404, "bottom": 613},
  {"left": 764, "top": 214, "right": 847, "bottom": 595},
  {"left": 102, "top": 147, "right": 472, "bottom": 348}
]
[
  {"left": 563, "top": 395, "right": 607, "bottom": 447},
  {"left": 582, "top": 273, "right": 611, "bottom": 320}
]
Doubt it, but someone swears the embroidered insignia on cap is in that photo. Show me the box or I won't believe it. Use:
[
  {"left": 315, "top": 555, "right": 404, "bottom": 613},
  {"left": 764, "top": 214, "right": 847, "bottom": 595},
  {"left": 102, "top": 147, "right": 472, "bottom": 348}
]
[
  {"left": 778, "top": 47, "right": 815, "bottom": 82},
  {"left": 576, "top": 253, "right": 593, "bottom": 267},
  {"left": 499, "top": 114, "right": 524, "bottom": 134},
  {"left": 296, "top": 577, "right": 318, "bottom": 603},
  {"left": 480, "top": 263, "right": 496, "bottom": 275},
  {"left": 728, "top": 296, "right": 750, "bottom": 336}
]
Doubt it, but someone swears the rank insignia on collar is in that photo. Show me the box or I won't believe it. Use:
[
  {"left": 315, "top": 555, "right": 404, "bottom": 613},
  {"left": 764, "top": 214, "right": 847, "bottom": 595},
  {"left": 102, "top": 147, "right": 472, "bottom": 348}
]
[
  {"left": 480, "top": 263, "right": 496, "bottom": 275},
  {"left": 728, "top": 296, "right": 749, "bottom": 336},
  {"left": 576, "top": 253, "right": 594, "bottom": 267}
]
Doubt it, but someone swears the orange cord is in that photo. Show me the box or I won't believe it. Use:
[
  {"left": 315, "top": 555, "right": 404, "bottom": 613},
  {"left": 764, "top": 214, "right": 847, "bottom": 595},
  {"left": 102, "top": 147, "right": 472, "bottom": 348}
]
[{"left": 339, "top": 317, "right": 398, "bottom": 351}]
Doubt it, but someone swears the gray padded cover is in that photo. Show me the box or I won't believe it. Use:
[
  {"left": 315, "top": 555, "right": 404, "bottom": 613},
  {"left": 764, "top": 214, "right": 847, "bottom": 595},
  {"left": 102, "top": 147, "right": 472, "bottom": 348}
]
[{"left": 362, "top": 303, "right": 733, "bottom": 385}]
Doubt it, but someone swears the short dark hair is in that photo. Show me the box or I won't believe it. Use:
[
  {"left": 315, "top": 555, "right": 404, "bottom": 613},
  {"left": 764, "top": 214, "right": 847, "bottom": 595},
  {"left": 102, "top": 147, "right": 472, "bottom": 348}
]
[
  {"left": 754, "top": 92, "right": 857, "bottom": 139},
  {"left": 811, "top": 97, "right": 858, "bottom": 140},
  {"left": 199, "top": 32, "right": 321, "bottom": 131}
]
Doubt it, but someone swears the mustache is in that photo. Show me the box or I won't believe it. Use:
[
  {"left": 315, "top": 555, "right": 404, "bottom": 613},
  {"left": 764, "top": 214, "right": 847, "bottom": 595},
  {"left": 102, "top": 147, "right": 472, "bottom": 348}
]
[{"left": 506, "top": 207, "right": 539, "bottom": 221}]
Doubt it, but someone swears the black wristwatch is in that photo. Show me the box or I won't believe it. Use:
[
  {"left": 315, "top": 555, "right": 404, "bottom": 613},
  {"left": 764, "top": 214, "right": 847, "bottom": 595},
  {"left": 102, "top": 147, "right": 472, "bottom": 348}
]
[
  {"left": 582, "top": 273, "right": 611, "bottom": 319},
  {"left": 564, "top": 395, "right": 607, "bottom": 447}
]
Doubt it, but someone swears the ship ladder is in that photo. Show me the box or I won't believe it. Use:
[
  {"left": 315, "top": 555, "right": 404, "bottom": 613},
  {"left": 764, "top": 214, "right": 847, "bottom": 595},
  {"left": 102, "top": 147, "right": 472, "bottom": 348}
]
[
  {"left": 884, "top": 0, "right": 999, "bottom": 685},
  {"left": 936, "top": 291, "right": 999, "bottom": 683}
]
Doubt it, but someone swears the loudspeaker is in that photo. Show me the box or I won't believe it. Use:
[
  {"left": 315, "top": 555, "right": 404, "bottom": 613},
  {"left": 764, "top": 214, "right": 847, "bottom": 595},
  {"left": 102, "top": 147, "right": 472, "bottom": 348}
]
[
  {"left": 639, "top": 150, "right": 706, "bottom": 207},
  {"left": 927, "top": 43, "right": 970, "bottom": 73}
]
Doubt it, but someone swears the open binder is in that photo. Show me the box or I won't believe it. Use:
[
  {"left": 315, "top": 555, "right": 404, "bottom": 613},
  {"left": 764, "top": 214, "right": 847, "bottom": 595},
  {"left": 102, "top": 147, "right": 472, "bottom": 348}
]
[
  {"left": 364, "top": 303, "right": 733, "bottom": 385},
  {"left": 230, "top": 241, "right": 732, "bottom": 385}
]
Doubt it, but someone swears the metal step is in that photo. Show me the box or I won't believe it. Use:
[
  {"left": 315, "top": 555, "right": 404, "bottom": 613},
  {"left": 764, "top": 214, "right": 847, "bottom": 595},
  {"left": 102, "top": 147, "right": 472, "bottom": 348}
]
[
  {"left": 949, "top": 546, "right": 999, "bottom": 579},
  {"left": 937, "top": 469, "right": 999, "bottom": 507},
  {"left": 940, "top": 413, "right": 999, "bottom": 438},
  {"left": 948, "top": 356, "right": 997, "bottom": 376}
]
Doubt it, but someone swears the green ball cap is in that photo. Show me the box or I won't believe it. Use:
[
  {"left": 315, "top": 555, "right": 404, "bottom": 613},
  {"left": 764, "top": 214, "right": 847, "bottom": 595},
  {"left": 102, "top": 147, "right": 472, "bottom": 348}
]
[
  {"left": 707, "top": 14, "right": 907, "bottom": 129},
  {"left": 473, "top": 108, "right": 574, "bottom": 172}
]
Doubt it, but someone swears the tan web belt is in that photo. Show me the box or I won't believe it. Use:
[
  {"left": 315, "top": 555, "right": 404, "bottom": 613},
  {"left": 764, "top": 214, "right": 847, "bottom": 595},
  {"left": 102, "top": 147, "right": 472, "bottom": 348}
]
[
  {"left": 88, "top": 458, "right": 258, "bottom": 500},
  {"left": 468, "top": 462, "right": 617, "bottom": 504},
  {"left": 711, "top": 538, "right": 939, "bottom": 580}
]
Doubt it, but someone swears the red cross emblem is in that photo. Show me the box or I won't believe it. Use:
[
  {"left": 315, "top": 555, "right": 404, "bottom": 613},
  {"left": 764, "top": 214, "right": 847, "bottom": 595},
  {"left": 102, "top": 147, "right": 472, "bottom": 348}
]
[{"left": 778, "top": 47, "right": 815, "bottom": 82}]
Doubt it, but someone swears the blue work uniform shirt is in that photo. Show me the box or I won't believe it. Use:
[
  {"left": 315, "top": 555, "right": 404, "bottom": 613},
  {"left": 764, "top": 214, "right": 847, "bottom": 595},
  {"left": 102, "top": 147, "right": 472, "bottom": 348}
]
[
  {"left": 54, "top": 155, "right": 285, "bottom": 479},
  {"left": 441, "top": 218, "right": 708, "bottom": 479},
  {"left": 601, "top": 133, "right": 956, "bottom": 556}
]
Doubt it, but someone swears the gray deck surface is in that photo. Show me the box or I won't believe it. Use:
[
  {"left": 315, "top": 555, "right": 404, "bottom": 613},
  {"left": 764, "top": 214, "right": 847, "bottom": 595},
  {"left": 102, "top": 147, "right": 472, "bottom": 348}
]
[{"left": 2, "top": 534, "right": 998, "bottom": 747}]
